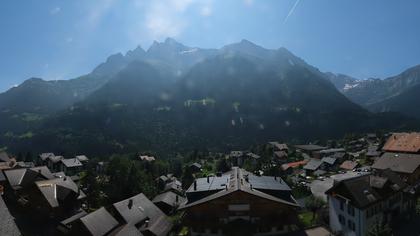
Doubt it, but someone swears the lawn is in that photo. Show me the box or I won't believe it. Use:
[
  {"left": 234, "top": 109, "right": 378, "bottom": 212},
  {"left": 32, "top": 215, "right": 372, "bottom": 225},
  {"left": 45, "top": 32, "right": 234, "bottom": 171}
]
[{"left": 298, "top": 211, "right": 316, "bottom": 228}]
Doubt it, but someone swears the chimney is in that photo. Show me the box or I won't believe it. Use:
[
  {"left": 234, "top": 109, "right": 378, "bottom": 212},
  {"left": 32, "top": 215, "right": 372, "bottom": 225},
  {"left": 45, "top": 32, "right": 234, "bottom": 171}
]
[
  {"left": 193, "top": 181, "right": 197, "bottom": 191},
  {"left": 145, "top": 219, "right": 150, "bottom": 227},
  {"left": 207, "top": 176, "right": 210, "bottom": 183},
  {"left": 250, "top": 184, "right": 253, "bottom": 190},
  {"left": 274, "top": 176, "right": 277, "bottom": 180},
  {"left": 128, "top": 199, "right": 133, "bottom": 209},
  {"left": 176, "top": 195, "right": 179, "bottom": 203}
]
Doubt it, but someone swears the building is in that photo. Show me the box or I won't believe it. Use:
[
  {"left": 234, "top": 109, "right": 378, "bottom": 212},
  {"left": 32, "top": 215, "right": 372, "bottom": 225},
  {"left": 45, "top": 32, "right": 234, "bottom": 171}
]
[
  {"left": 75, "top": 155, "right": 89, "bottom": 163},
  {"left": 47, "top": 155, "right": 64, "bottom": 171},
  {"left": 179, "top": 167, "right": 300, "bottom": 236},
  {"left": 153, "top": 191, "right": 186, "bottom": 214},
  {"left": 268, "top": 142, "right": 289, "bottom": 152},
  {"left": 326, "top": 170, "right": 415, "bottom": 236},
  {"left": 303, "top": 158, "right": 323, "bottom": 175},
  {"left": 0, "top": 152, "right": 11, "bottom": 162},
  {"left": 339, "top": 161, "right": 359, "bottom": 171},
  {"left": 0, "top": 195, "right": 21, "bottom": 236},
  {"left": 140, "top": 155, "right": 156, "bottom": 162},
  {"left": 38, "top": 153, "right": 54, "bottom": 166},
  {"left": 294, "top": 145, "right": 326, "bottom": 158},
  {"left": 60, "top": 158, "right": 83, "bottom": 176},
  {"left": 189, "top": 162, "right": 202, "bottom": 173},
  {"left": 230, "top": 151, "right": 245, "bottom": 166},
  {"left": 382, "top": 132, "right": 420, "bottom": 154},
  {"left": 316, "top": 148, "right": 346, "bottom": 158},
  {"left": 372, "top": 152, "right": 420, "bottom": 185},
  {"left": 72, "top": 207, "right": 120, "bottom": 235}
]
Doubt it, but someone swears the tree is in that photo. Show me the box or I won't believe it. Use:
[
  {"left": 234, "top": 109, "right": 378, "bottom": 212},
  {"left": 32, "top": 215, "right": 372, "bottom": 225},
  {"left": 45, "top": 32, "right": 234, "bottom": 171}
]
[
  {"left": 216, "top": 158, "right": 230, "bottom": 173},
  {"left": 304, "top": 196, "right": 325, "bottom": 223},
  {"left": 367, "top": 218, "right": 392, "bottom": 236}
]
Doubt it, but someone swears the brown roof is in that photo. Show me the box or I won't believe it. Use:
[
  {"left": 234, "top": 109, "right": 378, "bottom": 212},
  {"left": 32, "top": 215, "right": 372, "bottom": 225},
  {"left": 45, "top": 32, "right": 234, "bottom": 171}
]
[
  {"left": 372, "top": 152, "right": 420, "bottom": 174},
  {"left": 383, "top": 132, "right": 420, "bottom": 153},
  {"left": 339, "top": 160, "right": 358, "bottom": 170}
]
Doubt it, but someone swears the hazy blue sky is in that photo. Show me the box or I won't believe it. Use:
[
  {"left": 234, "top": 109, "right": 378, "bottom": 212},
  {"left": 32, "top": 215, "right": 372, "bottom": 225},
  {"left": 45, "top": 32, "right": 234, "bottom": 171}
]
[{"left": 1, "top": 0, "right": 419, "bottom": 92}]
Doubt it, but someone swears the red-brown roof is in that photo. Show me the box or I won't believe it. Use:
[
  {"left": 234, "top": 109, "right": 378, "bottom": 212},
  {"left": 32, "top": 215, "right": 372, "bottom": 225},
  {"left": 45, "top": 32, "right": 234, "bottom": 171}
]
[
  {"left": 340, "top": 160, "right": 358, "bottom": 170},
  {"left": 383, "top": 132, "right": 420, "bottom": 153},
  {"left": 281, "top": 160, "right": 308, "bottom": 170}
]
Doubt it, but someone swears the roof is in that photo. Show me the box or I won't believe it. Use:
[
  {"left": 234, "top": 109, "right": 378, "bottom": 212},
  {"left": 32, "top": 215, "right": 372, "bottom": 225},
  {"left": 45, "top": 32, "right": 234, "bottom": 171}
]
[
  {"left": 80, "top": 207, "right": 119, "bottom": 236},
  {"left": 321, "top": 157, "right": 337, "bottom": 165},
  {"left": 35, "top": 176, "right": 85, "bottom": 208},
  {"left": 383, "top": 132, "right": 420, "bottom": 153},
  {"left": 372, "top": 152, "right": 420, "bottom": 174},
  {"left": 189, "top": 162, "right": 202, "bottom": 169},
  {"left": 139, "top": 155, "right": 155, "bottom": 162},
  {"left": 164, "top": 180, "right": 183, "bottom": 193},
  {"left": 294, "top": 145, "right": 326, "bottom": 152},
  {"left": 269, "top": 142, "right": 289, "bottom": 151},
  {"left": 49, "top": 155, "right": 64, "bottom": 163},
  {"left": 230, "top": 151, "right": 244, "bottom": 157},
  {"left": 181, "top": 167, "right": 298, "bottom": 210},
  {"left": 0, "top": 196, "right": 21, "bottom": 236},
  {"left": 112, "top": 193, "right": 172, "bottom": 236},
  {"left": 0, "top": 152, "right": 11, "bottom": 162},
  {"left": 340, "top": 160, "right": 358, "bottom": 170},
  {"left": 281, "top": 160, "right": 309, "bottom": 170},
  {"left": 274, "top": 151, "right": 288, "bottom": 159},
  {"left": 246, "top": 152, "right": 261, "bottom": 159},
  {"left": 76, "top": 155, "right": 89, "bottom": 162},
  {"left": 61, "top": 158, "right": 83, "bottom": 168},
  {"left": 326, "top": 170, "right": 407, "bottom": 209},
  {"left": 4, "top": 166, "right": 54, "bottom": 190},
  {"left": 60, "top": 210, "right": 88, "bottom": 226},
  {"left": 109, "top": 224, "right": 143, "bottom": 236},
  {"left": 303, "top": 159, "right": 323, "bottom": 171},
  {"left": 39, "top": 153, "right": 54, "bottom": 161},
  {"left": 153, "top": 191, "right": 186, "bottom": 207},
  {"left": 318, "top": 148, "right": 345, "bottom": 154}
]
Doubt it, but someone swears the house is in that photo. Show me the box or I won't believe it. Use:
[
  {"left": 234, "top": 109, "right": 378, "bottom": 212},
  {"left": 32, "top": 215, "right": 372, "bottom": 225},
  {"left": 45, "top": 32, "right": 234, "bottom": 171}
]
[
  {"left": 47, "top": 155, "right": 64, "bottom": 172},
  {"left": 38, "top": 153, "right": 54, "bottom": 166},
  {"left": 3, "top": 166, "right": 54, "bottom": 192},
  {"left": 0, "top": 152, "right": 11, "bottom": 162},
  {"left": 326, "top": 169, "right": 416, "bottom": 236},
  {"left": 179, "top": 167, "right": 300, "bottom": 236},
  {"left": 274, "top": 151, "right": 288, "bottom": 163},
  {"left": 229, "top": 151, "right": 245, "bottom": 166},
  {"left": 339, "top": 161, "right": 359, "bottom": 171},
  {"left": 320, "top": 157, "right": 338, "bottom": 171},
  {"left": 110, "top": 193, "right": 173, "bottom": 236},
  {"left": 269, "top": 142, "right": 289, "bottom": 152},
  {"left": 382, "top": 132, "right": 420, "bottom": 154},
  {"left": 189, "top": 162, "right": 202, "bottom": 173},
  {"left": 140, "top": 155, "right": 156, "bottom": 162},
  {"left": 0, "top": 195, "right": 21, "bottom": 236},
  {"left": 246, "top": 152, "right": 261, "bottom": 165},
  {"left": 303, "top": 158, "right": 323, "bottom": 175},
  {"left": 153, "top": 191, "right": 186, "bottom": 214},
  {"left": 316, "top": 148, "right": 345, "bottom": 158},
  {"left": 57, "top": 209, "right": 88, "bottom": 234},
  {"left": 60, "top": 158, "right": 83, "bottom": 176},
  {"left": 75, "top": 155, "right": 89, "bottom": 163},
  {"left": 34, "top": 176, "right": 86, "bottom": 216},
  {"left": 372, "top": 152, "right": 420, "bottom": 184},
  {"left": 281, "top": 160, "right": 309, "bottom": 175},
  {"left": 365, "top": 146, "right": 381, "bottom": 158},
  {"left": 294, "top": 144, "right": 326, "bottom": 158},
  {"left": 164, "top": 180, "right": 183, "bottom": 195},
  {"left": 72, "top": 207, "right": 120, "bottom": 236}
]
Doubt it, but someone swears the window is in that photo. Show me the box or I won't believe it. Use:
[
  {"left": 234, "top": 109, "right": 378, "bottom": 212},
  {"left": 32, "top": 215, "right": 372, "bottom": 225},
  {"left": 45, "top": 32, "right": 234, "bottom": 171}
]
[
  {"left": 347, "top": 204, "right": 355, "bottom": 216},
  {"left": 340, "top": 200, "right": 344, "bottom": 211},
  {"left": 348, "top": 220, "right": 355, "bottom": 231},
  {"left": 339, "top": 214, "right": 345, "bottom": 225}
]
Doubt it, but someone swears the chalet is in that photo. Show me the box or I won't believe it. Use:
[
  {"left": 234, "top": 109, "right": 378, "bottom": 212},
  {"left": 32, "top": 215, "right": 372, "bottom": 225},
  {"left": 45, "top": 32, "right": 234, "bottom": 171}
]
[
  {"left": 140, "top": 155, "right": 156, "bottom": 162},
  {"left": 47, "top": 155, "right": 64, "bottom": 171},
  {"left": 189, "top": 162, "right": 202, "bottom": 173},
  {"left": 0, "top": 195, "right": 21, "bottom": 236},
  {"left": 294, "top": 144, "right": 326, "bottom": 158},
  {"left": 33, "top": 176, "right": 86, "bottom": 216},
  {"left": 365, "top": 146, "right": 381, "bottom": 158},
  {"left": 110, "top": 193, "right": 173, "bottom": 236},
  {"left": 269, "top": 142, "right": 289, "bottom": 152},
  {"left": 0, "top": 152, "right": 11, "bottom": 162},
  {"left": 281, "top": 160, "right": 309, "bottom": 175},
  {"left": 326, "top": 170, "right": 416, "bottom": 236},
  {"left": 229, "top": 151, "right": 245, "bottom": 166},
  {"left": 274, "top": 151, "right": 288, "bottom": 163},
  {"left": 382, "top": 132, "right": 420, "bottom": 154},
  {"left": 72, "top": 207, "right": 120, "bottom": 236},
  {"left": 156, "top": 174, "right": 177, "bottom": 190},
  {"left": 3, "top": 166, "right": 54, "bottom": 193},
  {"left": 303, "top": 158, "right": 323, "bottom": 175},
  {"left": 38, "top": 153, "right": 54, "bottom": 166},
  {"left": 246, "top": 152, "right": 261, "bottom": 165},
  {"left": 60, "top": 158, "right": 83, "bottom": 176},
  {"left": 339, "top": 160, "right": 359, "bottom": 171},
  {"left": 179, "top": 167, "right": 300, "bottom": 236},
  {"left": 320, "top": 157, "right": 338, "bottom": 171},
  {"left": 153, "top": 191, "right": 186, "bottom": 214},
  {"left": 164, "top": 180, "right": 183, "bottom": 195},
  {"left": 372, "top": 152, "right": 420, "bottom": 185},
  {"left": 57, "top": 209, "right": 88, "bottom": 234},
  {"left": 75, "top": 155, "right": 89, "bottom": 163}
]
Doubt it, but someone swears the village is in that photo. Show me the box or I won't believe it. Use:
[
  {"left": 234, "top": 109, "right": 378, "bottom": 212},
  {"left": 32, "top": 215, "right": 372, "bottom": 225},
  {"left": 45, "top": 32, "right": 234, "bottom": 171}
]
[{"left": 1, "top": 132, "right": 420, "bottom": 236}]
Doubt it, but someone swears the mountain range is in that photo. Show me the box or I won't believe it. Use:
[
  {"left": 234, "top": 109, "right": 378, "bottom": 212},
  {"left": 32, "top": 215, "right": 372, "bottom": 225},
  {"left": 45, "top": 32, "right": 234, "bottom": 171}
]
[{"left": 0, "top": 38, "right": 418, "bottom": 156}]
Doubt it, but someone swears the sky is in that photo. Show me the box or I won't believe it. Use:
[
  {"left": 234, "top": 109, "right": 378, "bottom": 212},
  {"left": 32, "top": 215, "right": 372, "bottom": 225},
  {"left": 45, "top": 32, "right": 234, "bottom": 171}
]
[{"left": 0, "top": 0, "right": 420, "bottom": 92}]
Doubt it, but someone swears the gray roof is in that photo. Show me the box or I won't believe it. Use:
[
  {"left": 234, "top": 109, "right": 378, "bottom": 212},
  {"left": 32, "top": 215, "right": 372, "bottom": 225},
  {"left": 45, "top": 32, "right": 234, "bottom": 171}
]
[
  {"left": 76, "top": 155, "right": 89, "bottom": 162},
  {"left": 164, "top": 180, "right": 183, "bottom": 193},
  {"left": 372, "top": 152, "right": 420, "bottom": 174},
  {"left": 80, "top": 207, "right": 119, "bottom": 236},
  {"left": 230, "top": 151, "right": 244, "bottom": 157},
  {"left": 35, "top": 176, "right": 85, "bottom": 208},
  {"left": 112, "top": 193, "right": 172, "bottom": 236},
  {"left": 60, "top": 210, "right": 88, "bottom": 226},
  {"left": 246, "top": 152, "right": 261, "bottom": 159},
  {"left": 321, "top": 157, "right": 337, "bottom": 165},
  {"left": 153, "top": 191, "right": 186, "bottom": 207},
  {"left": 303, "top": 159, "right": 323, "bottom": 171},
  {"left": 182, "top": 167, "right": 298, "bottom": 210},
  {"left": 39, "top": 153, "right": 54, "bottom": 161},
  {"left": 0, "top": 152, "right": 11, "bottom": 162},
  {"left": 110, "top": 224, "right": 143, "bottom": 236},
  {"left": 61, "top": 158, "right": 83, "bottom": 168},
  {"left": 326, "top": 170, "right": 407, "bottom": 209},
  {"left": 49, "top": 155, "right": 64, "bottom": 163},
  {"left": 294, "top": 145, "right": 326, "bottom": 152},
  {"left": 318, "top": 148, "right": 345, "bottom": 154},
  {"left": 4, "top": 166, "right": 54, "bottom": 190},
  {"left": 0, "top": 196, "right": 21, "bottom": 236}
]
